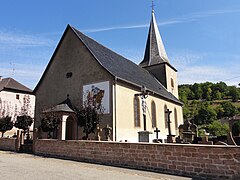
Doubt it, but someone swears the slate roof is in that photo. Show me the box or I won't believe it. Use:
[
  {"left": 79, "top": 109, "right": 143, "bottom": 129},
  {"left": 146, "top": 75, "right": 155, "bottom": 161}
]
[
  {"left": 0, "top": 77, "right": 32, "bottom": 93},
  {"left": 140, "top": 10, "right": 169, "bottom": 67},
  {"left": 71, "top": 26, "right": 182, "bottom": 105},
  {"left": 43, "top": 98, "right": 77, "bottom": 113}
]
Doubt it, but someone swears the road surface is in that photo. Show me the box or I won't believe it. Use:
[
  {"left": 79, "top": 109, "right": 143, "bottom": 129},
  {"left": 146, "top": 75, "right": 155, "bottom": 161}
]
[{"left": 0, "top": 151, "right": 191, "bottom": 180}]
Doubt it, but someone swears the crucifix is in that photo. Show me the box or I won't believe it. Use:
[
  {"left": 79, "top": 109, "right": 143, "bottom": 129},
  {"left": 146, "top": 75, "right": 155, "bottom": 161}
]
[
  {"left": 154, "top": 127, "right": 160, "bottom": 140},
  {"left": 165, "top": 109, "right": 172, "bottom": 136}
]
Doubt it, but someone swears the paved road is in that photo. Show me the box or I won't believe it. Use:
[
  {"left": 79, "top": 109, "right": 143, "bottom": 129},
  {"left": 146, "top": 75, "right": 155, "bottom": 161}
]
[{"left": 0, "top": 151, "right": 191, "bottom": 180}]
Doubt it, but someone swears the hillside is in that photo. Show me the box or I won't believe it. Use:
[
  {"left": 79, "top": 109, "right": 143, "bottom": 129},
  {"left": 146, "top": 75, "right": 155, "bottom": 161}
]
[{"left": 178, "top": 82, "right": 240, "bottom": 136}]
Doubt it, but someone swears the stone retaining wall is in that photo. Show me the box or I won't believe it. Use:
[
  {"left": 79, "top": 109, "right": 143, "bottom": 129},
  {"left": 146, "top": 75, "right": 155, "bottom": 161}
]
[
  {"left": 0, "top": 138, "right": 17, "bottom": 151},
  {"left": 34, "top": 139, "right": 240, "bottom": 179}
]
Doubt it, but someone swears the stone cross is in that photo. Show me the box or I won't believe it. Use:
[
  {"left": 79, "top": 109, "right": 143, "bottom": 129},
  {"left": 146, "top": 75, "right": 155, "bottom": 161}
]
[
  {"left": 103, "top": 124, "right": 112, "bottom": 141},
  {"left": 154, "top": 127, "right": 160, "bottom": 140},
  {"left": 165, "top": 109, "right": 172, "bottom": 136}
]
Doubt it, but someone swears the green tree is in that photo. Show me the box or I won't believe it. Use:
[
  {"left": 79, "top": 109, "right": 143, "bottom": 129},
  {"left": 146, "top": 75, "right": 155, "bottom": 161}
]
[
  {"left": 41, "top": 114, "right": 60, "bottom": 138},
  {"left": 77, "top": 104, "right": 100, "bottom": 140},
  {"left": 212, "top": 90, "right": 222, "bottom": 100},
  {"left": 208, "top": 120, "right": 229, "bottom": 136},
  {"left": 232, "top": 121, "right": 240, "bottom": 136},
  {"left": 15, "top": 115, "right": 33, "bottom": 132},
  {"left": 191, "top": 83, "right": 202, "bottom": 100},
  {"left": 213, "top": 82, "right": 227, "bottom": 99},
  {"left": 0, "top": 116, "right": 13, "bottom": 137},
  {"left": 215, "top": 105, "right": 224, "bottom": 119},
  {"left": 194, "top": 102, "right": 217, "bottom": 125},
  {"left": 201, "top": 82, "right": 213, "bottom": 100},
  {"left": 221, "top": 101, "right": 238, "bottom": 117},
  {"left": 228, "top": 86, "right": 240, "bottom": 102},
  {"left": 178, "top": 88, "right": 188, "bottom": 104}
]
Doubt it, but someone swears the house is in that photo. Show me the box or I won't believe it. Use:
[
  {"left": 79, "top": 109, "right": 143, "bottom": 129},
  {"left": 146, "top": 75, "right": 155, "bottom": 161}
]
[
  {"left": 0, "top": 76, "right": 35, "bottom": 137},
  {"left": 34, "top": 10, "right": 183, "bottom": 142}
]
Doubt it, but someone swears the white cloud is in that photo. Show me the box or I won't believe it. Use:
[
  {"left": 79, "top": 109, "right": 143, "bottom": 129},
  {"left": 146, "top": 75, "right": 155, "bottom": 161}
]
[
  {"left": 0, "top": 62, "right": 45, "bottom": 89},
  {"left": 82, "top": 8, "right": 240, "bottom": 33},
  {"left": 0, "top": 30, "right": 55, "bottom": 48},
  {"left": 168, "top": 51, "right": 240, "bottom": 86},
  {"left": 176, "top": 61, "right": 240, "bottom": 86}
]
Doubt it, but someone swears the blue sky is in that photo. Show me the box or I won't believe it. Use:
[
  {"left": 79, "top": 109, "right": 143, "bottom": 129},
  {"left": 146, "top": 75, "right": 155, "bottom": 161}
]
[{"left": 0, "top": 0, "right": 240, "bottom": 89}]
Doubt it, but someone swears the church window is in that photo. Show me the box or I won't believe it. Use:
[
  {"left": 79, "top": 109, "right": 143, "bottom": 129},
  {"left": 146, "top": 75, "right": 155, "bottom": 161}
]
[
  {"left": 16, "top": 94, "right": 19, "bottom": 100},
  {"left": 134, "top": 96, "right": 140, "bottom": 127},
  {"left": 66, "top": 72, "right": 72, "bottom": 78},
  {"left": 174, "top": 108, "right": 178, "bottom": 130},
  {"left": 164, "top": 105, "right": 168, "bottom": 129},
  {"left": 151, "top": 101, "right": 157, "bottom": 128},
  {"left": 171, "top": 78, "right": 174, "bottom": 88}
]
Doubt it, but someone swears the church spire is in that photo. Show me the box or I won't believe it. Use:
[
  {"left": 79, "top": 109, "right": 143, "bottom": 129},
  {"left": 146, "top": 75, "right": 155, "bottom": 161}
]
[{"left": 140, "top": 9, "right": 169, "bottom": 67}]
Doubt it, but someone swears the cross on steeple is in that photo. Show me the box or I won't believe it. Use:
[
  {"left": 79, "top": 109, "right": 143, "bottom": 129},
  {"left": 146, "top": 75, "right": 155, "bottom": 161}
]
[{"left": 151, "top": 0, "right": 155, "bottom": 12}]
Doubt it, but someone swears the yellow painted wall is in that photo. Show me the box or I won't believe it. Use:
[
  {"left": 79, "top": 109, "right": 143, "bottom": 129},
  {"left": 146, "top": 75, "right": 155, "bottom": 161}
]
[
  {"left": 115, "top": 84, "right": 183, "bottom": 143},
  {"left": 165, "top": 65, "right": 178, "bottom": 98}
]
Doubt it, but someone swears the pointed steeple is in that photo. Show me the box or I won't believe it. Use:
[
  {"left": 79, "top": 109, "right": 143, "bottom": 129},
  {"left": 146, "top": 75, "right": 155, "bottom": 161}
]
[{"left": 140, "top": 10, "right": 169, "bottom": 67}]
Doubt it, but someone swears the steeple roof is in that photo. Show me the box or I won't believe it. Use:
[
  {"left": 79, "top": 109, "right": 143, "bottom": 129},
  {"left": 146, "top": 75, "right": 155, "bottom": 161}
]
[{"left": 140, "top": 10, "right": 169, "bottom": 67}]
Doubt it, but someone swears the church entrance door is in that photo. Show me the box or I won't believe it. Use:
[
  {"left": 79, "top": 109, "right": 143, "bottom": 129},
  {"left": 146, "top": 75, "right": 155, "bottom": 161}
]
[{"left": 66, "top": 116, "right": 75, "bottom": 140}]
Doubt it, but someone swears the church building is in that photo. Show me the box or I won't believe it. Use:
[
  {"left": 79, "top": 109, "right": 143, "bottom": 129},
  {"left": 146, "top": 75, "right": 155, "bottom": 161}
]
[{"left": 34, "top": 10, "right": 183, "bottom": 142}]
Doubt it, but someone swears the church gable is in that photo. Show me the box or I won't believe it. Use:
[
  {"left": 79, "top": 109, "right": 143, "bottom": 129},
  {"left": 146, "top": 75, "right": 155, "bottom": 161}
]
[{"left": 34, "top": 25, "right": 114, "bottom": 127}]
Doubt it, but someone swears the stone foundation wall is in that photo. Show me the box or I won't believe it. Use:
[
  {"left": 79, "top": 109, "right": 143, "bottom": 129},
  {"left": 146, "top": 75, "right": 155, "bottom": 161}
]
[
  {"left": 0, "top": 138, "right": 17, "bottom": 151},
  {"left": 34, "top": 140, "right": 240, "bottom": 179}
]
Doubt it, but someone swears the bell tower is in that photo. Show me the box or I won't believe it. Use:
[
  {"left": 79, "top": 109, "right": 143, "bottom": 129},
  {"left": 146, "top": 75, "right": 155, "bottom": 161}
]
[{"left": 139, "top": 9, "right": 178, "bottom": 98}]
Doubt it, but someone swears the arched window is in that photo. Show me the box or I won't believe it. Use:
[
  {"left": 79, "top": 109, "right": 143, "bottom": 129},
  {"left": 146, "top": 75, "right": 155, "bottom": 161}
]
[
  {"left": 174, "top": 108, "right": 178, "bottom": 130},
  {"left": 171, "top": 78, "right": 174, "bottom": 88},
  {"left": 134, "top": 96, "right": 140, "bottom": 127},
  {"left": 164, "top": 105, "right": 168, "bottom": 129},
  {"left": 151, "top": 101, "right": 157, "bottom": 128}
]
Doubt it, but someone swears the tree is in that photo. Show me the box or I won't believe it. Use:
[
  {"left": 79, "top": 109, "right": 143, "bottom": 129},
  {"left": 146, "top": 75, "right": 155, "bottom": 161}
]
[
  {"left": 208, "top": 120, "right": 229, "bottom": 136},
  {"left": 191, "top": 83, "right": 202, "bottom": 100},
  {"left": 201, "top": 82, "right": 213, "bottom": 100},
  {"left": 221, "top": 101, "right": 238, "bottom": 117},
  {"left": 194, "top": 102, "right": 217, "bottom": 125},
  {"left": 212, "top": 82, "right": 227, "bottom": 99},
  {"left": 15, "top": 94, "right": 33, "bottom": 135},
  {"left": 215, "top": 105, "right": 224, "bottom": 119},
  {"left": 77, "top": 104, "right": 100, "bottom": 140},
  {"left": 228, "top": 86, "right": 240, "bottom": 102},
  {"left": 0, "top": 116, "right": 13, "bottom": 137},
  {"left": 212, "top": 90, "right": 222, "bottom": 100},
  {"left": 15, "top": 115, "right": 33, "bottom": 132},
  {"left": 41, "top": 114, "right": 60, "bottom": 138}
]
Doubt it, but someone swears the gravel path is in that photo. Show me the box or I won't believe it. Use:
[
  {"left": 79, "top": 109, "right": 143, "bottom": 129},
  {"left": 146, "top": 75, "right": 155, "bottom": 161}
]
[{"left": 0, "top": 151, "right": 191, "bottom": 180}]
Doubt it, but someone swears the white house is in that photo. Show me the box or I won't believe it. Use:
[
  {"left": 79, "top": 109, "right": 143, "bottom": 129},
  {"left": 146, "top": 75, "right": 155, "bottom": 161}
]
[{"left": 0, "top": 76, "right": 35, "bottom": 137}]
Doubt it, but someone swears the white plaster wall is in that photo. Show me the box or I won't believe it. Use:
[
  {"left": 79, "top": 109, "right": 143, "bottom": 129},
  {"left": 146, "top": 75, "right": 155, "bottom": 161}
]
[
  {"left": 115, "top": 84, "right": 183, "bottom": 143},
  {"left": 0, "top": 91, "right": 35, "bottom": 137}
]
